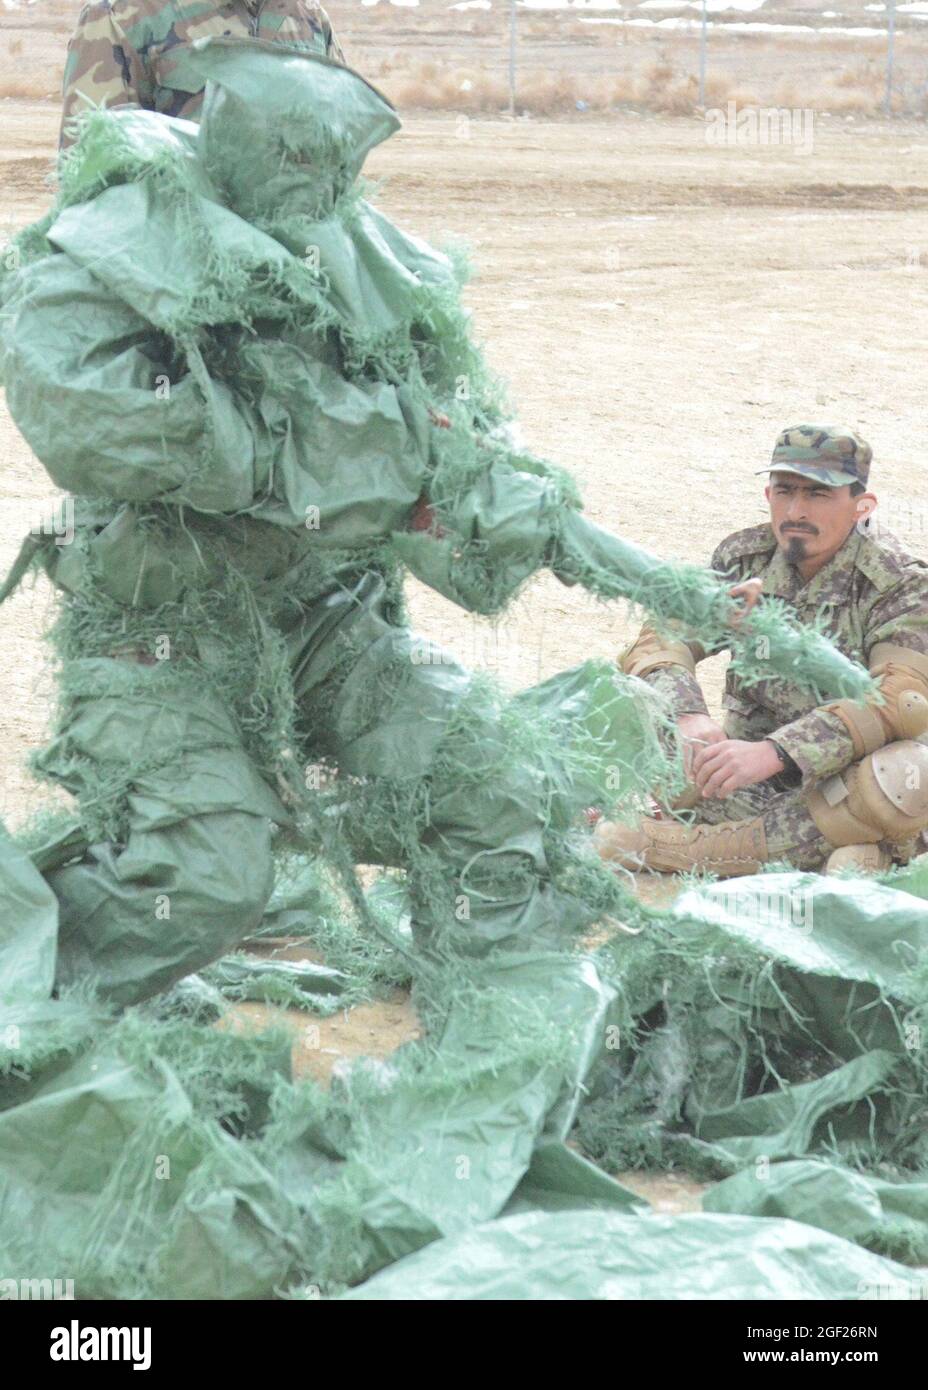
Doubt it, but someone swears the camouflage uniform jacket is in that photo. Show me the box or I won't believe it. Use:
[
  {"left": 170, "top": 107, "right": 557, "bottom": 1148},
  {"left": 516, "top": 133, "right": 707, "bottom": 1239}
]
[
  {"left": 643, "top": 521, "right": 928, "bottom": 785},
  {"left": 60, "top": 0, "right": 344, "bottom": 148}
]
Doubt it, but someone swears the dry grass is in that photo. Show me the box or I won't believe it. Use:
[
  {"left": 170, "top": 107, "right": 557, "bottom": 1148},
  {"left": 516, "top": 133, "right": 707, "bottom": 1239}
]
[
  {"left": 2, "top": 3, "right": 927, "bottom": 120},
  {"left": 834, "top": 60, "right": 882, "bottom": 89},
  {"left": 387, "top": 65, "right": 509, "bottom": 114},
  {"left": 0, "top": 56, "right": 907, "bottom": 122},
  {"left": 379, "top": 49, "right": 904, "bottom": 119}
]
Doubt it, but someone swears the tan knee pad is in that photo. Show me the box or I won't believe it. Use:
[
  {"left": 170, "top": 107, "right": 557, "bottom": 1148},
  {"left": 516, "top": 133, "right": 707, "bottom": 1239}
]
[
  {"left": 825, "top": 644, "right": 928, "bottom": 757},
  {"left": 620, "top": 625, "right": 703, "bottom": 678},
  {"left": 807, "top": 740, "right": 928, "bottom": 849}
]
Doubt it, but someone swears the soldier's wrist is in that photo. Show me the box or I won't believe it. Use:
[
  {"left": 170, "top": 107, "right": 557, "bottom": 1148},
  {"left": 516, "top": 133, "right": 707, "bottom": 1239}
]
[
  {"left": 765, "top": 738, "right": 786, "bottom": 767},
  {"left": 765, "top": 739, "right": 802, "bottom": 784}
]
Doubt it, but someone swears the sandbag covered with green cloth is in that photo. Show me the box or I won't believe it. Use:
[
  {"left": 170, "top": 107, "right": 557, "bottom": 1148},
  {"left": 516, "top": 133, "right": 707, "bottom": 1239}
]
[
  {"left": 0, "top": 816, "right": 116, "bottom": 1101},
  {"left": 503, "top": 1137, "right": 645, "bottom": 1216},
  {"left": 340, "top": 1209, "right": 917, "bottom": 1300},
  {"left": 675, "top": 873, "right": 928, "bottom": 1005},
  {"left": 682, "top": 1050, "right": 901, "bottom": 1168},
  {"left": 252, "top": 949, "right": 624, "bottom": 1285},
  {"left": 281, "top": 564, "right": 670, "bottom": 954},
  {"left": 193, "top": 37, "right": 401, "bottom": 222},
  {"left": 30, "top": 557, "right": 666, "bottom": 995},
  {"left": 511, "top": 659, "right": 673, "bottom": 825},
  {"left": 705, "top": 1158, "right": 928, "bottom": 1263},
  {"left": 2, "top": 51, "right": 433, "bottom": 533},
  {"left": 202, "top": 955, "right": 352, "bottom": 1016},
  {"left": 0, "top": 942, "right": 628, "bottom": 1296},
  {"left": 1, "top": 247, "right": 431, "bottom": 537},
  {"left": 1, "top": 256, "right": 255, "bottom": 508}
]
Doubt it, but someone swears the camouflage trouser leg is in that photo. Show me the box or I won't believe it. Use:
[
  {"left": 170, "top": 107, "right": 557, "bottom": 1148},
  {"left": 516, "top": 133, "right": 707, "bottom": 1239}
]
[{"left": 689, "top": 782, "right": 832, "bottom": 872}]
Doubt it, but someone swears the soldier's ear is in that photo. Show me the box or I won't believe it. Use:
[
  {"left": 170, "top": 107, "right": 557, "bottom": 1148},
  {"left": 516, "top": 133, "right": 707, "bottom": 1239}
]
[{"left": 854, "top": 492, "right": 877, "bottom": 524}]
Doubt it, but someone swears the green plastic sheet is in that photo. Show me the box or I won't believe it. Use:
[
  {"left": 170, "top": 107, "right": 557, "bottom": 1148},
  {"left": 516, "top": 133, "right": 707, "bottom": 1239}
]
[
  {"left": 705, "top": 1159, "right": 928, "bottom": 1263},
  {"left": 341, "top": 1210, "right": 917, "bottom": 1300},
  {"left": 577, "top": 870, "right": 928, "bottom": 1206}
]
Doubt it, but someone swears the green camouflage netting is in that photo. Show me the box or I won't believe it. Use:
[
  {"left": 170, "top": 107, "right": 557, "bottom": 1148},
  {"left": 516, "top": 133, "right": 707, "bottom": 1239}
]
[{"left": 0, "top": 40, "right": 921, "bottom": 1299}]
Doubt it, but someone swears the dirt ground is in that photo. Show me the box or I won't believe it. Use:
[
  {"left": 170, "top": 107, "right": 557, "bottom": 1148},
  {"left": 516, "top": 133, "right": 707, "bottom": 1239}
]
[{"left": 2, "top": 62, "right": 927, "bottom": 1212}]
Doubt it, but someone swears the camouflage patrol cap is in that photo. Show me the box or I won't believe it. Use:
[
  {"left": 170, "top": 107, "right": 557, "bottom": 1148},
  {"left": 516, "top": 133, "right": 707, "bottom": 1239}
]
[{"left": 757, "top": 425, "right": 872, "bottom": 487}]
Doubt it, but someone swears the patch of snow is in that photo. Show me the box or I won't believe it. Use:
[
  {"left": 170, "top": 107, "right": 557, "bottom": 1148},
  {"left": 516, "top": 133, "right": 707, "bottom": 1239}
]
[{"left": 582, "top": 13, "right": 887, "bottom": 32}]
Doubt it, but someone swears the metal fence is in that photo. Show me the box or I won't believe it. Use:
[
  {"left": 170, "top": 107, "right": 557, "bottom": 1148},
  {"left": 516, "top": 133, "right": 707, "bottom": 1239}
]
[{"left": 504, "top": 0, "right": 915, "bottom": 119}]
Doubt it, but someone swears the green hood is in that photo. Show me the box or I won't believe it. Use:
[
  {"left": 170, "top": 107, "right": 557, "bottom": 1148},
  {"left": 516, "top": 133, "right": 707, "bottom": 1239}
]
[{"left": 188, "top": 37, "right": 400, "bottom": 220}]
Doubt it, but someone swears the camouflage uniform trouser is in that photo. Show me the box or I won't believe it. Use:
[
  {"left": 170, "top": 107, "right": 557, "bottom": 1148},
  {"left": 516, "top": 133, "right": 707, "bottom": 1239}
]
[{"left": 686, "top": 780, "right": 832, "bottom": 872}]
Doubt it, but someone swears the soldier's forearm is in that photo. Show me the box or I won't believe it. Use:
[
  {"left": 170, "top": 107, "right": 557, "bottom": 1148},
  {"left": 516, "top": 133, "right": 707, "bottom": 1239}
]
[
  {"left": 644, "top": 666, "right": 711, "bottom": 721},
  {"left": 766, "top": 709, "right": 858, "bottom": 786}
]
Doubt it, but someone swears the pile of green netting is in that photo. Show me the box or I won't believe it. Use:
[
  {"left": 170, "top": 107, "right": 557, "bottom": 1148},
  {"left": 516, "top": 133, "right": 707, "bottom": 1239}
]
[
  {"left": 0, "top": 39, "right": 924, "bottom": 1299},
  {"left": 4, "top": 829, "right": 928, "bottom": 1299}
]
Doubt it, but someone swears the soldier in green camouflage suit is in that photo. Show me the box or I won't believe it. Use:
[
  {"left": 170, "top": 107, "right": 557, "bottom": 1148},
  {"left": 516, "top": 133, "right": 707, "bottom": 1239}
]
[
  {"left": 596, "top": 426, "right": 928, "bottom": 877},
  {"left": 59, "top": 0, "right": 344, "bottom": 147}
]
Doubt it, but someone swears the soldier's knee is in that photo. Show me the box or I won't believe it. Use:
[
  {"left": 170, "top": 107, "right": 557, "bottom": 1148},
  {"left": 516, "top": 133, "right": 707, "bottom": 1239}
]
[
  {"left": 619, "top": 626, "right": 698, "bottom": 679},
  {"left": 807, "top": 740, "right": 928, "bottom": 857}
]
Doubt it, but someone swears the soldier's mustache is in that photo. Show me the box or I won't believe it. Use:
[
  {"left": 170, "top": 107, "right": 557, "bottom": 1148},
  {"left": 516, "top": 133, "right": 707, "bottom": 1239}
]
[{"left": 780, "top": 523, "right": 818, "bottom": 535}]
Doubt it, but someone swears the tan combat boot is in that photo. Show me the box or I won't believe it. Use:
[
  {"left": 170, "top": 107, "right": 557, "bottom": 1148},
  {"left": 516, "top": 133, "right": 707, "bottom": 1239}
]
[
  {"left": 824, "top": 844, "right": 892, "bottom": 874},
  {"left": 594, "top": 813, "right": 768, "bottom": 879}
]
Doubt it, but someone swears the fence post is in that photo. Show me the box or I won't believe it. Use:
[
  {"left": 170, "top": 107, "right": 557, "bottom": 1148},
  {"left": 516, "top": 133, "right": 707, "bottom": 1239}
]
[
  {"left": 509, "top": 0, "right": 517, "bottom": 118},
  {"left": 884, "top": 0, "right": 897, "bottom": 116}
]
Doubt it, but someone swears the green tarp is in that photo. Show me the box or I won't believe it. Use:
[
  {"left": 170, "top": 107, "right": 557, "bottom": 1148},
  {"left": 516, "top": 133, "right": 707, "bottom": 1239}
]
[
  {"left": 0, "top": 38, "right": 922, "bottom": 1300},
  {"left": 576, "top": 870, "right": 928, "bottom": 1260},
  {"left": 705, "top": 1160, "right": 928, "bottom": 1264},
  {"left": 341, "top": 1211, "right": 917, "bottom": 1300}
]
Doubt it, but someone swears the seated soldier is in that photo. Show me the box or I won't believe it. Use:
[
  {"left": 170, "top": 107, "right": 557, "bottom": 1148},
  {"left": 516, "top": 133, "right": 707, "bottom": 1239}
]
[{"left": 595, "top": 425, "right": 928, "bottom": 878}]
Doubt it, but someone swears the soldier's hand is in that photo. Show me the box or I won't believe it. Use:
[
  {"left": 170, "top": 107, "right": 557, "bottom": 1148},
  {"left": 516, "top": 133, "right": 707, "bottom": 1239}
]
[
  {"left": 692, "top": 737, "right": 783, "bottom": 799},
  {"left": 728, "top": 577, "right": 763, "bottom": 628},
  {"left": 677, "top": 713, "right": 726, "bottom": 780}
]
